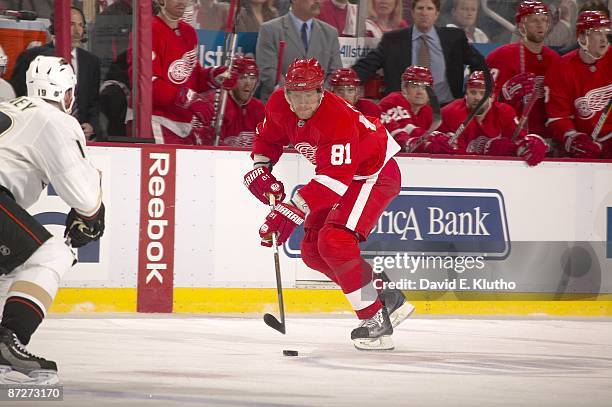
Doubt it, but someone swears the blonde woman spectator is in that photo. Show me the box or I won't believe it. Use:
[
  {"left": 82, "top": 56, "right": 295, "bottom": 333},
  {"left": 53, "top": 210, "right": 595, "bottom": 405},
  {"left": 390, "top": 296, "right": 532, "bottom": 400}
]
[
  {"left": 446, "top": 0, "right": 490, "bottom": 43},
  {"left": 237, "top": 0, "right": 279, "bottom": 32},
  {"left": 366, "top": 0, "right": 409, "bottom": 38}
]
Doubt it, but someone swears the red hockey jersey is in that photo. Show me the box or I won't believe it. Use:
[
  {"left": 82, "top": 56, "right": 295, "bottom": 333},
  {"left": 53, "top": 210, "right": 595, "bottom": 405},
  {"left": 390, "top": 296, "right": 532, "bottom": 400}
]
[
  {"left": 356, "top": 98, "right": 381, "bottom": 119},
  {"left": 252, "top": 89, "right": 400, "bottom": 228},
  {"left": 439, "top": 98, "right": 524, "bottom": 151},
  {"left": 544, "top": 49, "right": 612, "bottom": 144},
  {"left": 148, "top": 16, "right": 215, "bottom": 137},
  {"left": 486, "top": 43, "right": 560, "bottom": 138},
  {"left": 378, "top": 91, "right": 433, "bottom": 148},
  {"left": 195, "top": 91, "right": 265, "bottom": 146}
]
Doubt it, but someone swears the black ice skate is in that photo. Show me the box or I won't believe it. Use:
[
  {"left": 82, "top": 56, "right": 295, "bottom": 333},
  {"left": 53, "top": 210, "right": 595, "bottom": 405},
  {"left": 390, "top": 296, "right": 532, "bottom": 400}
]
[
  {"left": 380, "top": 288, "right": 415, "bottom": 328},
  {"left": 351, "top": 307, "right": 394, "bottom": 350},
  {"left": 0, "top": 327, "right": 59, "bottom": 385}
]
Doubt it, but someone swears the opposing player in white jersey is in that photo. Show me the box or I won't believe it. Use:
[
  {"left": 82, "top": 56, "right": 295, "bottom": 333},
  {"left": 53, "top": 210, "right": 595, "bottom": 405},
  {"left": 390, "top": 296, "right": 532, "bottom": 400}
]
[
  {"left": 0, "top": 56, "right": 104, "bottom": 384},
  {"left": 544, "top": 11, "right": 611, "bottom": 158}
]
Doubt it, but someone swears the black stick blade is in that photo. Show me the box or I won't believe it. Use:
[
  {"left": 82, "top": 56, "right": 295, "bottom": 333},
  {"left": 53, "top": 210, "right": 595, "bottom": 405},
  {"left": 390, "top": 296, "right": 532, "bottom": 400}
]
[{"left": 263, "top": 313, "right": 286, "bottom": 334}]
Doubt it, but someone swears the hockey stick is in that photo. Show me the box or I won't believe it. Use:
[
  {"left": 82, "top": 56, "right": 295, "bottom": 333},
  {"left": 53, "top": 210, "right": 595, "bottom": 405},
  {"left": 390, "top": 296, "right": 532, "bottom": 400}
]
[
  {"left": 449, "top": 69, "right": 493, "bottom": 145},
  {"left": 591, "top": 98, "right": 612, "bottom": 141},
  {"left": 0, "top": 9, "right": 37, "bottom": 20},
  {"left": 511, "top": 84, "right": 538, "bottom": 141},
  {"left": 275, "top": 41, "right": 285, "bottom": 86},
  {"left": 480, "top": 0, "right": 515, "bottom": 34},
  {"left": 263, "top": 194, "right": 286, "bottom": 334},
  {"left": 213, "top": 0, "right": 240, "bottom": 146}
]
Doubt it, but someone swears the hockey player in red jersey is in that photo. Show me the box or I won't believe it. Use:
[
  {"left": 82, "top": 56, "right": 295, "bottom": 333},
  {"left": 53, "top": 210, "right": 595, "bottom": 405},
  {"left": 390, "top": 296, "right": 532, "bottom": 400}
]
[
  {"left": 379, "top": 66, "right": 454, "bottom": 154},
  {"left": 328, "top": 68, "right": 381, "bottom": 119},
  {"left": 545, "top": 11, "right": 611, "bottom": 159},
  {"left": 440, "top": 71, "right": 547, "bottom": 165},
  {"left": 486, "top": 1, "right": 560, "bottom": 144},
  {"left": 243, "top": 59, "right": 415, "bottom": 350},
  {"left": 129, "top": 0, "right": 239, "bottom": 144},
  {"left": 189, "top": 56, "right": 265, "bottom": 147}
]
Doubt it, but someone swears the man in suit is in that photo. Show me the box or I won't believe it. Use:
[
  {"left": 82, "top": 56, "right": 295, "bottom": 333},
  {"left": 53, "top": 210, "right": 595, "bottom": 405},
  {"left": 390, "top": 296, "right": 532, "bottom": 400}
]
[
  {"left": 256, "top": 0, "right": 343, "bottom": 102},
  {"left": 352, "top": 0, "right": 486, "bottom": 104},
  {"left": 9, "top": 6, "right": 101, "bottom": 139}
]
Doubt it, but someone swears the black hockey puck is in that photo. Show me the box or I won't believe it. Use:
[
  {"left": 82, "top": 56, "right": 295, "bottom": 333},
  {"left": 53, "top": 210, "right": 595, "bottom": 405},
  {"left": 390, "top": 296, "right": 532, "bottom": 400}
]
[{"left": 283, "top": 350, "right": 298, "bottom": 356}]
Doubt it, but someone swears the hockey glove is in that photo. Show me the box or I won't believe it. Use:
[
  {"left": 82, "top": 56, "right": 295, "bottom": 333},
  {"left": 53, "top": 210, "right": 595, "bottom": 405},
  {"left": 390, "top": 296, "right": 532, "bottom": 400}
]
[
  {"left": 259, "top": 203, "right": 305, "bottom": 247},
  {"left": 501, "top": 72, "right": 537, "bottom": 105},
  {"left": 484, "top": 136, "right": 518, "bottom": 157},
  {"left": 517, "top": 134, "right": 547, "bottom": 166},
  {"left": 210, "top": 65, "right": 239, "bottom": 90},
  {"left": 244, "top": 166, "right": 286, "bottom": 205},
  {"left": 421, "top": 131, "right": 456, "bottom": 154},
  {"left": 64, "top": 203, "right": 105, "bottom": 248},
  {"left": 564, "top": 132, "right": 602, "bottom": 159},
  {"left": 175, "top": 87, "right": 215, "bottom": 126}
]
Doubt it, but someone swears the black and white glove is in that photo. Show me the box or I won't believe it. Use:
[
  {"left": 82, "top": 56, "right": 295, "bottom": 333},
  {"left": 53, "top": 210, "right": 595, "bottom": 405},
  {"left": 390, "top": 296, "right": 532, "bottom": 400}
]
[{"left": 64, "top": 203, "right": 106, "bottom": 248}]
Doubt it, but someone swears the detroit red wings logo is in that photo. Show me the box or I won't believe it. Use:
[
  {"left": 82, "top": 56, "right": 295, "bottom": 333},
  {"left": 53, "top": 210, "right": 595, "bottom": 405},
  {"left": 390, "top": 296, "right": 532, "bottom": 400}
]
[
  {"left": 168, "top": 48, "right": 197, "bottom": 85},
  {"left": 294, "top": 142, "right": 317, "bottom": 164},
  {"left": 574, "top": 85, "right": 612, "bottom": 120}
]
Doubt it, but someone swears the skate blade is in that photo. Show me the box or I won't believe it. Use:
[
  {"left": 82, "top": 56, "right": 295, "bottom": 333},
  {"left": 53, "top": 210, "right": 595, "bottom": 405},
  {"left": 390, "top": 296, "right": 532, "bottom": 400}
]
[
  {"left": 352, "top": 335, "right": 394, "bottom": 351},
  {"left": 0, "top": 367, "right": 59, "bottom": 385},
  {"left": 390, "top": 302, "right": 415, "bottom": 328}
]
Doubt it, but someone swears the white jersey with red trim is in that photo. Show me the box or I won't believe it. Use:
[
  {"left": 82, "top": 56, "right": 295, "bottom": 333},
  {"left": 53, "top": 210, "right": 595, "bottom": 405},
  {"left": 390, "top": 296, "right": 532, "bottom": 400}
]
[
  {"left": 252, "top": 89, "right": 400, "bottom": 227},
  {"left": 0, "top": 97, "right": 101, "bottom": 214},
  {"left": 486, "top": 43, "right": 560, "bottom": 137},
  {"left": 544, "top": 49, "right": 612, "bottom": 143}
]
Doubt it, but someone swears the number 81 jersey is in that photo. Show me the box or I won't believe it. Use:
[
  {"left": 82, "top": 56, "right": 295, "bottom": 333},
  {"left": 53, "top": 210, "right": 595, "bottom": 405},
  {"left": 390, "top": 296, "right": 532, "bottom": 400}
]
[{"left": 252, "top": 89, "right": 400, "bottom": 215}]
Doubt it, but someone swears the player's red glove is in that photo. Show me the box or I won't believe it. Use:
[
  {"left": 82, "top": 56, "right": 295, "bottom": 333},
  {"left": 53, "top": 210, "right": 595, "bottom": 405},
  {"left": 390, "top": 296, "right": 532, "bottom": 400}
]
[
  {"left": 175, "top": 87, "right": 215, "bottom": 126},
  {"left": 243, "top": 166, "right": 286, "bottom": 205},
  {"left": 259, "top": 203, "right": 305, "bottom": 247},
  {"left": 564, "top": 132, "right": 602, "bottom": 159},
  {"left": 517, "top": 134, "right": 547, "bottom": 166},
  {"left": 421, "top": 131, "right": 456, "bottom": 154},
  {"left": 484, "top": 136, "right": 518, "bottom": 156},
  {"left": 210, "top": 65, "right": 239, "bottom": 90},
  {"left": 501, "top": 72, "right": 537, "bottom": 105}
]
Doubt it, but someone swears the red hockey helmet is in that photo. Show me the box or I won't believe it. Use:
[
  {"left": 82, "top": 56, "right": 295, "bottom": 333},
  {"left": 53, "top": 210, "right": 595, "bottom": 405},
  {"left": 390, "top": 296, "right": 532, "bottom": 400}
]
[
  {"left": 285, "top": 58, "right": 324, "bottom": 91},
  {"left": 514, "top": 0, "right": 549, "bottom": 24},
  {"left": 575, "top": 10, "right": 611, "bottom": 36},
  {"left": 233, "top": 55, "right": 259, "bottom": 77},
  {"left": 465, "top": 71, "right": 488, "bottom": 89},
  {"left": 401, "top": 65, "right": 433, "bottom": 86},
  {"left": 329, "top": 68, "right": 360, "bottom": 87}
]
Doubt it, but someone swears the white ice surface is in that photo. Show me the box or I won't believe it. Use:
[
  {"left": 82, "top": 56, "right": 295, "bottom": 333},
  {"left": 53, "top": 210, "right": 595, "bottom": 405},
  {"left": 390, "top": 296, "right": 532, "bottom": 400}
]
[{"left": 15, "top": 315, "right": 612, "bottom": 406}]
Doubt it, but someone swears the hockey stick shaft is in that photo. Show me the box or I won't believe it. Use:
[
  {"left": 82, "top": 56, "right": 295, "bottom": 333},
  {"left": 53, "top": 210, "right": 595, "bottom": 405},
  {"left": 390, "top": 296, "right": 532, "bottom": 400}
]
[
  {"left": 450, "top": 68, "right": 493, "bottom": 145},
  {"left": 591, "top": 98, "right": 612, "bottom": 141},
  {"left": 275, "top": 41, "right": 286, "bottom": 85},
  {"left": 511, "top": 85, "right": 538, "bottom": 141},
  {"left": 264, "top": 194, "right": 286, "bottom": 334}
]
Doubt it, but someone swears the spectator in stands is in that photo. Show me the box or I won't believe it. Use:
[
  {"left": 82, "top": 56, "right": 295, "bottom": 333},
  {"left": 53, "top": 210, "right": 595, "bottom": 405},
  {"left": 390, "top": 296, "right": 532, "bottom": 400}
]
[
  {"left": 439, "top": 71, "right": 547, "bottom": 165},
  {"left": 255, "top": 0, "right": 343, "bottom": 101},
  {"left": 446, "top": 0, "right": 490, "bottom": 43},
  {"left": 352, "top": 0, "right": 486, "bottom": 103},
  {"left": 132, "top": 0, "right": 238, "bottom": 144},
  {"left": 237, "top": 0, "right": 279, "bottom": 32},
  {"left": 546, "top": 0, "right": 578, "bottom": 49},
  {"left": 0, "top": 45, "right": 16, "bottom": 102},
  {"left": 486, "top": 0, "right": 561, "bottom": 146},
  {"left": 9, "top": 6, "right": 101, "bottom": 139},
  {"left": 317, "top": 0, "right": 359, "bottom": 36},
  {"left": 328, "top": 68, "right": 381, "bottom": 117},
  {"left": 366, "top": 0, "right": 409, "bottom": 38},
  {"left": 189, "top": 56, "right": 265, "bottom": 146},
  {"left": 197, "top": 0, "right": 229, "bottom": 30},
  {"left": 544, "top": 10, "right": 611, "bottom": 158}
]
